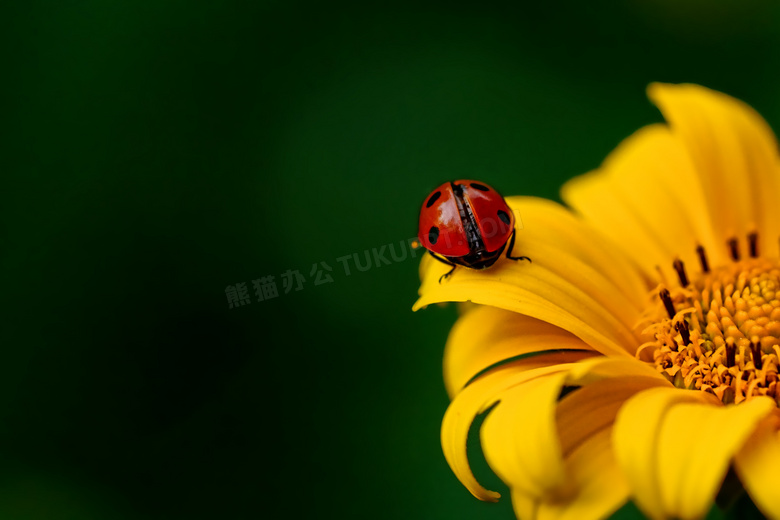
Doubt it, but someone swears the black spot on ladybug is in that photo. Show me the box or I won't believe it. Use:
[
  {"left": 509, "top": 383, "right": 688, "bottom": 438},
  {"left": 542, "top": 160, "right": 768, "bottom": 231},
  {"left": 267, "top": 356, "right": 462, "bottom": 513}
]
[
  {"left": 428, "top": 226, "right": 440, "bottom": 245},
  {"left": 426, "top": 191, "right": 442, "bottom": 208},
  {"left": 498, "top": 210, "right": 511, "bottom": 225},
  {"left": 470, "top": 183, "right": 490, "bottom": 191}
]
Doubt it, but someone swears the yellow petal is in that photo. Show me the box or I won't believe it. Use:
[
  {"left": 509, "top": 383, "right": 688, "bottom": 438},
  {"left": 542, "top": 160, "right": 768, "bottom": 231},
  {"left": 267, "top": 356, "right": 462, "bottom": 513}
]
[
  {"left": 441, "top": 363, "right": 571, "bottom": 501},
  {"left": 415, "top": 198, "right": 647, "bottom": 358},
  {"left": 501, "top": 357, "right": 668, "bottom": 520},
  {"left": 562, "top": 124, "right": 721, "bottom": 283},
  {"left": 444, "top": 305, "right": 597, "bottom": 398},
  {"left": 504, "top": 197, "right": 650, "bottom": 307},
  {"left": 648, "top": 83, "right": 780, "bottom": 261},
  {"left": 563, "top": 84, "right": 780, "bottom": 280},
  {"left": 735, "top": 413, "right": 780, "bottom": 519},
  {"left": 480, "top": 358, "right": 666, "bottom": 500},
  {"left": 564, "top": 356, "right": 669, "bottom": 385},
  {"left": 481, "top": 373, "right": 571, "bottom": 498},
  {"left": 613, "top": 388, "right": 712, "bottom": 520},
  {"left": 511, "top": 428, "right": 630, "bottom": 520},
  {"left": 614, "top": 387, "right": 775, "bottom": 520},
  {"left": 555, "top": 374, "right": 669, "bottom": 459}
]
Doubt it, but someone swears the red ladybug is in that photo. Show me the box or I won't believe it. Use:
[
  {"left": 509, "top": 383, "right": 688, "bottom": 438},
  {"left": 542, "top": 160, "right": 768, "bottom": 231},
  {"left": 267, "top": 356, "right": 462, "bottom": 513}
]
[{"left": 418, "top": 180, "right": 530, "bottom": 281}]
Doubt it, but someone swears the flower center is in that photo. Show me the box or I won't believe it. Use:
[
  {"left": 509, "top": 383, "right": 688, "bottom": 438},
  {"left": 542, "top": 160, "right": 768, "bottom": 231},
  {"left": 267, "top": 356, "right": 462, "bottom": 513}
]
[{"left": 639, "top": 235, "right": 780, "bottom": 405}]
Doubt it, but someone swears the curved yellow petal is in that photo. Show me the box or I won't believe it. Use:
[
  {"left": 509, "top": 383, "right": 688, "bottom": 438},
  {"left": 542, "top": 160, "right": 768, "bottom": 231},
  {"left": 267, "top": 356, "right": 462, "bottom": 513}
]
[
  {"left": 613, "top": 388, "right": 713, "bottom": 520},
  {"left": 509, "top": 491, "right": 539, "bottom": 520},
  {"left": 441, "top": 363, "right": 572, "bottom": 501},
  {"left": 504, "top": 197, "right": 650, "bottom": 306},
  {"left": 562, "top": 124, "right": 721, "bottom": 283},
  {"left": 656, "top": 399, "right": 775, "bottom": 519},
  {"left": 444, "top": 305, "right": 597, "bottom": 398},
  {"left": 563, "top": 84, "right": 780, "bottom": 281},
  {"left": 614, "top": 387, "right": 775, "bottom": 520},
  {"left": 415, "top": 198, "right": 648, "bottom": 358},
  {"left": 735, "top": 413, "right": 780, "bottom": 519},
  {"left": 564, "top": 356, "right": 669, "bottom": 385},
  {"left": 502, "top": 358, "right": 668, "bottom": 520},
  {"left": 648, "top": 83, "right": 780, "bottom": 262},
  {"left": 481, "top": 373, "right": 571, "bottom": 498},
  {"left": 480, "top": 358, "right": 667, "bottom": 501},
  {"left": 555, "top": 375, "right": 669, "bottom": 459},
  {"left": 512, "top": 428, "right": 630, "bottom": 520}
]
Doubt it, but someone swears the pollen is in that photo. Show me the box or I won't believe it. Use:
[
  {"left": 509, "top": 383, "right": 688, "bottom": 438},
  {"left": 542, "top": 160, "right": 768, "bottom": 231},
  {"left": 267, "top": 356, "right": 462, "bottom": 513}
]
[{"left": 638, "top": 234, "right": 780, "bottom": 405}]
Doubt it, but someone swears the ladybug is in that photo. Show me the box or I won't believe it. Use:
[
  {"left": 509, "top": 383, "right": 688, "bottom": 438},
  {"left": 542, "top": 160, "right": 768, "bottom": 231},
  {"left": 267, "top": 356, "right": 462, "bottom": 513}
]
[{"left": 418, "top": 180, "right": 530, "bottom": 282}]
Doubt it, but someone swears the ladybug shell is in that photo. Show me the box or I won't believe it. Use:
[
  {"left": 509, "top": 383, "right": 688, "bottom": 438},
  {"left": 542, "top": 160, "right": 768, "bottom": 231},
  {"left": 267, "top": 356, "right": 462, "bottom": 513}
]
[{"left": 418, "top": 180, "right": 515, "bottom": 258}]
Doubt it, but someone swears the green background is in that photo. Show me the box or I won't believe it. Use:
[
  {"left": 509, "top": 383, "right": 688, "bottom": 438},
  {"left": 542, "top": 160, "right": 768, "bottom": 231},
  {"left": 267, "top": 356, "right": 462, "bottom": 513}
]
[{"left": 4, "top": 1, "right": 780, "bottom": 518}]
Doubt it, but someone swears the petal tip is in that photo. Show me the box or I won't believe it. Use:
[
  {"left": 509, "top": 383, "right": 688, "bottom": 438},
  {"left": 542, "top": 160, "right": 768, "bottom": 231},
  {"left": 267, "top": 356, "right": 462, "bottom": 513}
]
[
  {"left": 646, "top": 81, "right": 710, "bottom": 107},
  {"left": 481, "top": 490, "right": 501, "bottom": 503}
]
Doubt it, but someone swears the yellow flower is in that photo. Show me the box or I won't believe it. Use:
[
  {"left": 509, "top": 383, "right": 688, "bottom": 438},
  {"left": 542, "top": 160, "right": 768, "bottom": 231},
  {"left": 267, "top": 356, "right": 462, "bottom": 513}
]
[{"left": 413, "top": 84, "right": 780, "bottom": 520}]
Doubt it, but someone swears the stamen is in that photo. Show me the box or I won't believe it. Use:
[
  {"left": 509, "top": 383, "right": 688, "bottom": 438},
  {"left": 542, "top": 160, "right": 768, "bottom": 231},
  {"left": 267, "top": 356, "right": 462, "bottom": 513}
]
[
  {"left": 748, "top": 232, "right": 758, "bottom": 258},
  {"left": 728, "top": 237, "right": 740, "bottom": 261},
  {"left": 751, "top": 339, "right": 763, "bottom": 370},
  {"left": 673, "top": 258, "right": 689, "bottom": 287},
  {"left": 725, "top": 338, "right": 736, "bottom": 368},
  {"left": 659, "top": 288, "right": 675, "bottom": 319},
  {"left": 644, "top": 253, "right": 780, "bottom": 405},
  {"left": 675, "top": 321, "right": 690, "bottom": 346},
  {"left": 696, "top": 244, "right": 710, "bottom": 273}
]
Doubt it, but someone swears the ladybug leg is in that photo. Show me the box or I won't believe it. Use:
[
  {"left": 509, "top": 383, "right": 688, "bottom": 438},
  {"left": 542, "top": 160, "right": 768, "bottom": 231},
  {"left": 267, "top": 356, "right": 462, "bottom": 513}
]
[
  {"left": 428, "top": 251, "right": 458, "bottom": 283},
  {"left": 439, "top": 266, "right": 457, "bottom": 283},
  {"left": 506, "top": 230, "right": 531, "bottom": 263}
]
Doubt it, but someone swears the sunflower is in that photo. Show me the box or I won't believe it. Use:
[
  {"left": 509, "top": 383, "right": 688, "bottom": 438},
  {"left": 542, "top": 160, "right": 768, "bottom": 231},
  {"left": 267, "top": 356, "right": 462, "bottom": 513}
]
[{"left": 413, "top": 84, "right": 780, "bottom": 520}]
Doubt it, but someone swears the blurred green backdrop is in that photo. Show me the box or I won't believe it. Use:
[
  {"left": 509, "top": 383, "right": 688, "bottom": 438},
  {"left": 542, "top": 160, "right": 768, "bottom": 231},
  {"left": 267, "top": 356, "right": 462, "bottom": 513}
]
[{"left": 4, "top": 1, "right": 780, "bottom": 518}]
